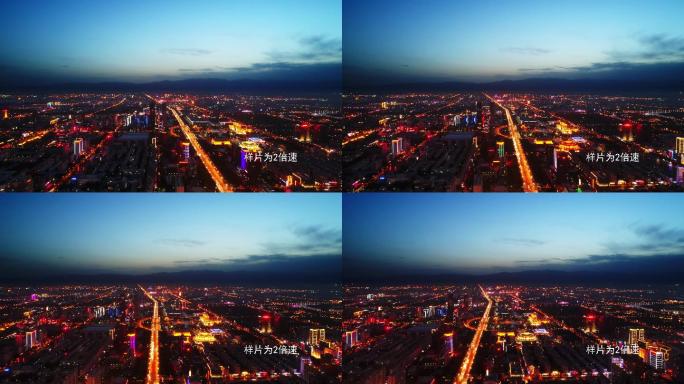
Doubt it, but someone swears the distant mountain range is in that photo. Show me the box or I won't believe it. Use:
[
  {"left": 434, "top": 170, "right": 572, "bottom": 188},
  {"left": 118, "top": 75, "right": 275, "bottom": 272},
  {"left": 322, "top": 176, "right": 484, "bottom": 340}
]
[
  {"left": 3, "top": 267, "right": 681, "bottom": 287},
  {"left": 2, "top": 77, "right": 341, "bottom": 93},
  {"left": 344, "top": 270, "right": 684, "bottom": 286},
  {"left": 8, "top": 76, "right": 684, "bottom": 94},
  {"left": 344, "top": 77, "right": 684, "bottom": 94},
  {"left": 344, "top": 268, "right": 684, "bottom": 286},
  {"left": 0, "top": 268, "right": 340, "bottom": 286},
  {"left": 343, "top": 252, "right": 684, "bottom": 285}
]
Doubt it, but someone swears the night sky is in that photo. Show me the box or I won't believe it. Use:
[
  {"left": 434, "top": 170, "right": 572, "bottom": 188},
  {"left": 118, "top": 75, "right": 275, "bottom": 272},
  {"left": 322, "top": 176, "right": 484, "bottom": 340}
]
[
  {"left": 0, "top": 194, "right": 341, "bottom": 278},
  {"left": 343, "top": 194, "right": 684, "bottom": 280},
  {"left": 344, "top": 0, "right": 684, "bottom": 86},
  {"left": 2, "top": 193, "right": 683, "bottom": 283},
  {"left": 0, "top": 0, "right": 341, "bottom": 86}
]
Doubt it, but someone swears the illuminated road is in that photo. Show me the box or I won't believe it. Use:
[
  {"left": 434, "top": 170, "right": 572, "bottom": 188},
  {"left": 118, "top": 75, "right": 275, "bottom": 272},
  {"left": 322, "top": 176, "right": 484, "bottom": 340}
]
[
  {"left": 455, "top": 286, "right": 493, "bottom": 384},
  {"left": 484, "top": 93, "right": 538, "bottom": 192},
  {"left": 144, "top": 94, "right": 232, "bottom": 192},
  {"left": 139, "top": 285, "right": 160, "bottom": 384},
  {"left": 85, "top": 96, "right": 127, "bottom": 118},
  {"left": 166, "top": 105, "right": 232, "bottom": 192}
]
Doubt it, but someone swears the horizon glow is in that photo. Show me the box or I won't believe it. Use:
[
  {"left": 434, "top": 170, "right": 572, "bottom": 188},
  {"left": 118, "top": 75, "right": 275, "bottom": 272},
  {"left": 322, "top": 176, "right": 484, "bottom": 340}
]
[
  {"left": 0, "top": 0, "right": 341, "bottom": 85},
  {"left": 344, "top": 0, "right": 684, "bottom": 84},
  {"left": 0, "top": 194, "right": 341, "bottom": 276},
  {"left": 343, "top": 194, "right": 684, "bottom": 276}
]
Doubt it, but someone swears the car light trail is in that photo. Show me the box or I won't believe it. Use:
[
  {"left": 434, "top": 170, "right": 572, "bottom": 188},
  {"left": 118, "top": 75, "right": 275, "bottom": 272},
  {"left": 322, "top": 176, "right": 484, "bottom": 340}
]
[
  {"left": 484, "top": 93, "right": 538, "bottom": 192},
  {"left": 455, "top": 285, "right": 493, "bottom": 384},
  {"left": 139, "top": 285, "right": 160, "bottom": 384},
  {"left": 167, "top": 105, "right": 232, "bottom": 192}
]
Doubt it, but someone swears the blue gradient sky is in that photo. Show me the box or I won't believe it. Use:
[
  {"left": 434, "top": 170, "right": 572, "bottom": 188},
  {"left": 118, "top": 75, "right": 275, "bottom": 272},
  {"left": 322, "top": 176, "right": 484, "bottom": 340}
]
[
  {"left": 0, "top": 194, "right": 341, "bottom": 276},
  {"left": 344, "top": 194, "right": 684, "bottom": 276},
  {"left": 0, "top": 0, "right": 341, "bottom": 85},
  {"left": 344, "top": 0, "right": 684, "bottom": 83}
]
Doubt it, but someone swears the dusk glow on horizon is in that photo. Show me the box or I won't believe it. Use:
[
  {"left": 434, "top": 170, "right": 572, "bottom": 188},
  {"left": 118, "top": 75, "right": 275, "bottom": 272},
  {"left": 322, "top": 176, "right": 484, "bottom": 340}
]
[
  {"left": 6, "top": 2, "right": 684, "bottom": 382},
  {"left": 344, "top": 0, "right": 684, "bottom": 85},
  {"left": 344, "top": 194, "right": 684, "bottom": 277},
  {"left": 0, "top": 194, "right": 341, "bottom": 277},
  {"left": 0, "top": 0, "right": 341, "bottom": 85}
]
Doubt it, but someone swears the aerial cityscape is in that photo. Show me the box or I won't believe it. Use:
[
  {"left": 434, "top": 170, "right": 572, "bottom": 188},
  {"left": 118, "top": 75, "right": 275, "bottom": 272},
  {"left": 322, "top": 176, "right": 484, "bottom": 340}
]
[
  {"left": 343, "top": 194, "right": 684, "bottom": 383},
  {"left": 0, "top": 93, "right": 341, "bottom": 191},
  {"left": 344, "top": 284, "right": 684, "bottom": 384},
  {"left": 343, "top": 92, "right": 684, "bottom": 192},
  {"left": 0, "top": 0, "right": 341, "bottom": 192},
  {"left": 4, "top": 0, "right": 684, "bottom": 383},
  {"left": 0, "top": 194, "right": 342, "bottom": 383},
  {"left": 343, "top": 0, "right": 684, "bottom": 191}
]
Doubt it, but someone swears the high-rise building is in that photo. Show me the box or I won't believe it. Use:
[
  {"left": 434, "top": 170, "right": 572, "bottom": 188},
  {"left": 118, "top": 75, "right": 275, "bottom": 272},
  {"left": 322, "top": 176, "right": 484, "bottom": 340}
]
[
  {"left": 120, "top": 114, "right": 133, "bottom": 127},
  {"left": 93, "top": 306, "right": 105, "bottom": 318},
  {"left": 25, "top": 330, "right": 37, "bottom": 349},
  {"left": 260, "top": 314, "right": 272, "bottom": 334},
  {"left": 107, "top": 306, "right": 121, "bottom": 318},
  {"left": 73, "top": 138, "right": 84, "bottom": 157},
  {"left": 423, "top": 306, "right": 436, "bottom": 318},
  {"left": 128, "top": 333, "right": 136, "bottom": 354},
  {"left": 480, "top": 106, "right": 491, "bottom": 133},
  {"left": 239, "top": 149, "right": 248, "bottom": 170},
  {"left": 648, "top": 349, "right": 665, "bottom": 370},
  {"left": 677, "top": 166, "right": 684, "bottom": 184},
  {"left": 628, "top": 328, "right": 645, "bottom": 345},
  {"left": 444, "top": 332, "right": 454, "bottom": 357},
  {"left": 553, "top": 148, "right": 558, "bottom": 170},
  {"left": 676, "top": 137, "right": 684, "bottom": 157},
  {"left": 298, "top": 122, "right": 312, "bottom": 142},
  {"left": 182, "top": 142, "right": 190, "bottom": 162},
  {"left": 391, "top": 138, "right": 403, "bottom": 156},
  {"left": 308, "top": 328, "right": 326, "bottom": 345},
  {"left": 3, "top": 109, "right": 8, "bottom": 119},
  {"left": 497, "top": 141, "right": 505, "bottom": 159},
  {"left": 345, "top": 330, "right": 358, "bottom": 348},
  {"left": 299, "top": 356, "right": 312, "bottom": 375}
]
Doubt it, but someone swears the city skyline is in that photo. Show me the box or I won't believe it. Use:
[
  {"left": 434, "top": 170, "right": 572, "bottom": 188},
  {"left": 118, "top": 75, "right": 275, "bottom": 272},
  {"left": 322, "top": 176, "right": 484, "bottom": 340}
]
[
  {"left": 2, "top": 2, "right": 684, "bottom": 381},
  {"left": 0, "top": 0, "right": 341, "bottom": 87},
  {"left": 344, "top": 0, "right": 684, "bottom": 88},
  {"left": 0, "top": 194, "right": 341, "bottom": 279},
  {"left": 343, "top": 194, "right": 684, "bottom": 280}
]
